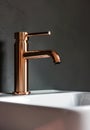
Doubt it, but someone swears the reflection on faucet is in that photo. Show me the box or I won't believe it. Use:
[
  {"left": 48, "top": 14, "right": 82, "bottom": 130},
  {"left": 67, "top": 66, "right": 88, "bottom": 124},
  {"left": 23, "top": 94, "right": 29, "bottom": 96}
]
[{"left": 14, "top": 31, "right": 61, "bottom": 95}]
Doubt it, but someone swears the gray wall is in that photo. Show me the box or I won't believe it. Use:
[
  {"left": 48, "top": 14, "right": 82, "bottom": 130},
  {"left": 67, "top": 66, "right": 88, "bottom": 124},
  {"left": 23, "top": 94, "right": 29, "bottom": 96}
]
[{"left": 0, "top": 0, "right": 90, "bottom": 93}]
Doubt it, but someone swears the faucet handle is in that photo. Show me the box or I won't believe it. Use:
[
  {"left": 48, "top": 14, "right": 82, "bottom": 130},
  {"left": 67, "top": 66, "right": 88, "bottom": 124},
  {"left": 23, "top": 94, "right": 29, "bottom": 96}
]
[
  {"left": 14, "top": 31, "right": 51, "bottom": 41},
  {"left": 26, "top": 31, "right": 51, "bottom": 37}
]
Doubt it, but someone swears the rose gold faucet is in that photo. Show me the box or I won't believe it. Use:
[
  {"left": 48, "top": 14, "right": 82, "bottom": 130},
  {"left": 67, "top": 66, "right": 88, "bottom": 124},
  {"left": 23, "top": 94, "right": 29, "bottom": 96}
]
[{"left": 14, "top": 31, "right": 61, "bottom": 95}]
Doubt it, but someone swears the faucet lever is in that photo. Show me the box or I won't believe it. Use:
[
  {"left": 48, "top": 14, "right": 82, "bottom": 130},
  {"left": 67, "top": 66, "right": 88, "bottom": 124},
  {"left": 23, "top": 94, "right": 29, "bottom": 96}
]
[{"left": 26, "top": 31, "right": 51, "bottom": 38}]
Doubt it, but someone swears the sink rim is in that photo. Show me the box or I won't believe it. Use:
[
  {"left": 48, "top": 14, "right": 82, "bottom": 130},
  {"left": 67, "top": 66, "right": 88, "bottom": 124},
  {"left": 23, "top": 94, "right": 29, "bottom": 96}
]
[{"left": 0, "top": 90, "right": 90, "bottom": 110}]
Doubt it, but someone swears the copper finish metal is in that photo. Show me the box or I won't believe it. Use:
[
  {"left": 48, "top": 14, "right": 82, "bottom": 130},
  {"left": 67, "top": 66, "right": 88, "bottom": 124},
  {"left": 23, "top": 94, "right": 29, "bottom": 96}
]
[{"left": 14, "top": 31, "right": 61, "bottom": 95}]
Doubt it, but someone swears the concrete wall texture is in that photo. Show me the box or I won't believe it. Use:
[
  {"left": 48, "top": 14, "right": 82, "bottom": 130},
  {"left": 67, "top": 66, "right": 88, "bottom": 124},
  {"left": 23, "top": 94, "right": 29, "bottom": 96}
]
[{"left": 0, "top": 0, "right": 90, "bottom": 93}]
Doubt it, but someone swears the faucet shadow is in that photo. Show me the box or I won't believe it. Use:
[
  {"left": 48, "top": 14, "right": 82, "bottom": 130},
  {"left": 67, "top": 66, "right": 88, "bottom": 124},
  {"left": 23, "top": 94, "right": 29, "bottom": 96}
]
[{"left": 0, "top": 41, "right": 5, "bottom": 92}]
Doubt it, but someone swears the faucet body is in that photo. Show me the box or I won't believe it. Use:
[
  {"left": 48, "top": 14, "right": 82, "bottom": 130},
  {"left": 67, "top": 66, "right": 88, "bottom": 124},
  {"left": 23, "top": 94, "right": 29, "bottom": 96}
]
[{"left": 14, "top": 32, "right": 61, "bottom": 95}]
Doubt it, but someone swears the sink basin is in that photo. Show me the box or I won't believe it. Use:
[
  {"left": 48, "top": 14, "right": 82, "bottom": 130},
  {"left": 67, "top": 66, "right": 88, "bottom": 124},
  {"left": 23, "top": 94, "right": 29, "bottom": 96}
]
[{"left": 0, "top": 90, "right": 90, "bottom": 130}]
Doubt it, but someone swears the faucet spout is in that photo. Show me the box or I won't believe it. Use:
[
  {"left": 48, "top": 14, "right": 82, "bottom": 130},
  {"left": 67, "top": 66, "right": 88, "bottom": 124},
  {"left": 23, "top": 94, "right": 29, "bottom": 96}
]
[{"left": 23, "top": 50, "right": 61, "bottom": 64}]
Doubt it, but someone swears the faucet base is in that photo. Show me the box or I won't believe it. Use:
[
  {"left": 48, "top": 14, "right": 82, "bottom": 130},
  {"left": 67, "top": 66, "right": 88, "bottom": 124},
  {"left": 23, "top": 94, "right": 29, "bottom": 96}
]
[{"left": 13, "top": 91, "right": 31, "bottom": 95}]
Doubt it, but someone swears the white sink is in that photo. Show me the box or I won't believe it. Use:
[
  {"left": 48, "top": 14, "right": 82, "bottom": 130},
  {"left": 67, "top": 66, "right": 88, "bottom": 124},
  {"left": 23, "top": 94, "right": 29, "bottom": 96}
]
[{"left": 0, "top": 90, "right": 90, "bottom": 130}]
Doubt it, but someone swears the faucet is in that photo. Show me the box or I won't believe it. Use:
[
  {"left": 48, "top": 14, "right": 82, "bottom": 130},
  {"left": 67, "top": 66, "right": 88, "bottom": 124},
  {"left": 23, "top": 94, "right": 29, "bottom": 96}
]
[{"left": 14, "top": 31, "right": 61, "bottom": 95}]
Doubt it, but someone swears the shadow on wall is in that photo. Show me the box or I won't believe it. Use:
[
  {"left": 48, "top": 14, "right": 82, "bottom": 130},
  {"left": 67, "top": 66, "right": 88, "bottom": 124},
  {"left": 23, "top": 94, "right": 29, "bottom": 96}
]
[{"left": 0, "top": 41, "right": 5, "bottom": 92}]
